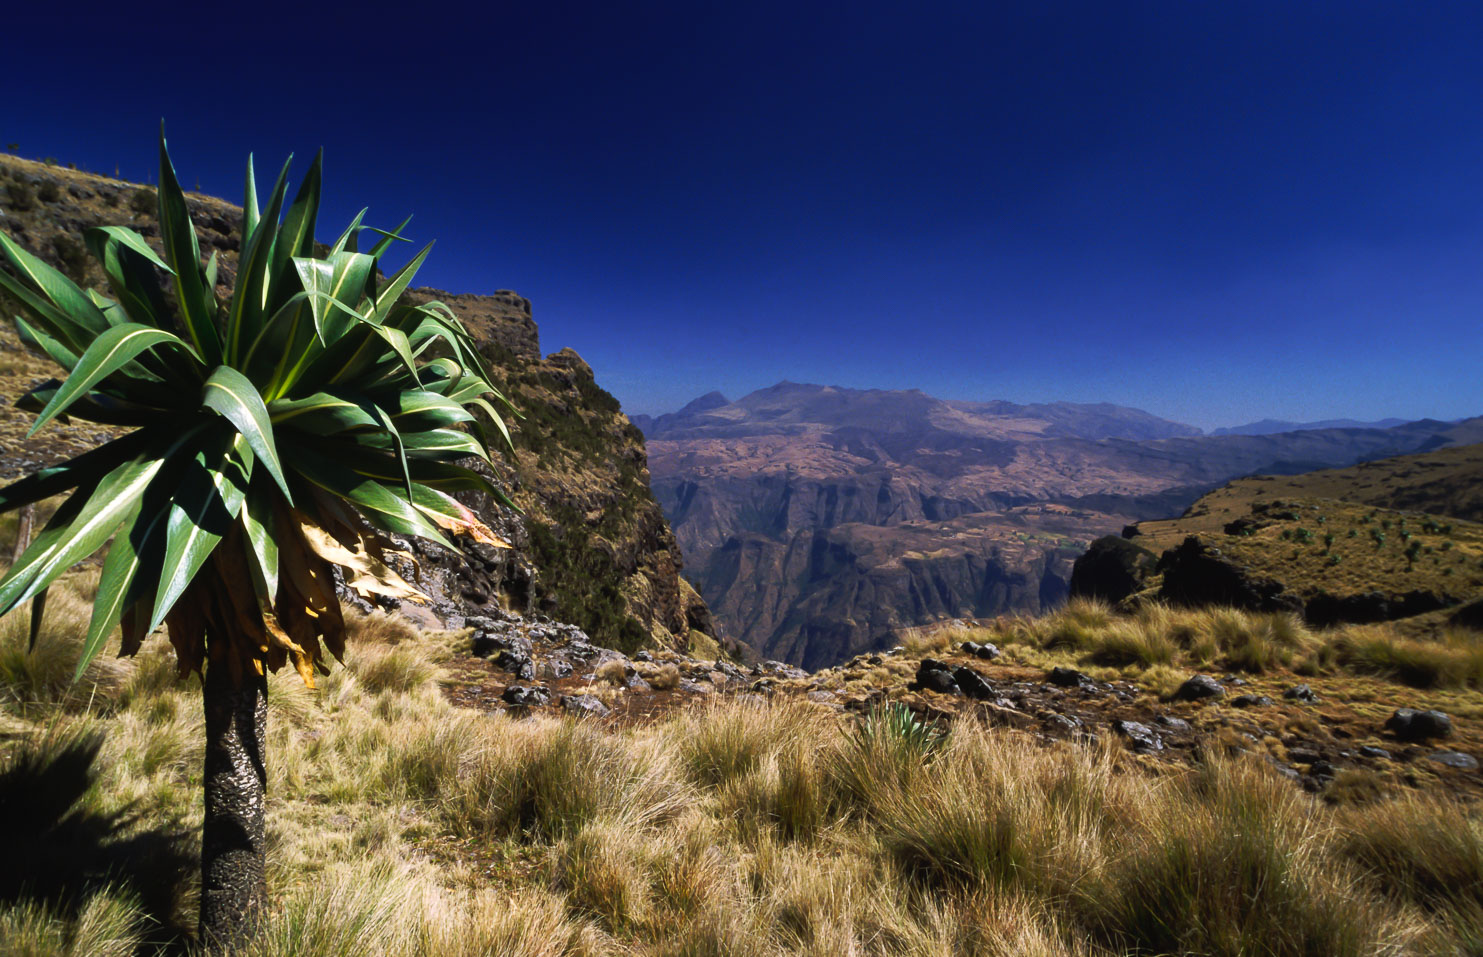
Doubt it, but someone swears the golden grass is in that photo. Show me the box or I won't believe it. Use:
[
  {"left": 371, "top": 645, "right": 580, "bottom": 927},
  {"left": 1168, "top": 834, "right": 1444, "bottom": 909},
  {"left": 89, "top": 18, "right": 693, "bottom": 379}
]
[
  {"left": 970, "top": 597, "right": 1483, "bottom": 693},
  {"left": 1, "top": 578, "right": 1480, "bottom": 954}
]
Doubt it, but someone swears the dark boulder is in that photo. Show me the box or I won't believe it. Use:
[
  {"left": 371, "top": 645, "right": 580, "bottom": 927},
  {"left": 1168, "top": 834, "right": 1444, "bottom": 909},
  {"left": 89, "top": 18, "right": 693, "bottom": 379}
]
[
  {"left": 1231, "top": 694, "right": 1274, "bottom": 708},
  {"left": 1171, "top": 674, "right": 1226, "bottom": 702},
  {"left": 1154, "top": 714, "right": 1191, "bottom": 732},
  {"left": 960, "top": 640, "right": 1002, "bottom": 661},
  {"left": 1113, "top": 719, "right": 1164, "bottom": 753},
  {"left": 952, "top": 665, "right": 996, "bottom": 700},
  {"left": 1069, "top": 536, "right": 1160, "bottom": 604},
  {"left": 1385, "top": 708, "right": 1452, "bottom": 741},
  {"left": 1283, "top": 684, "right": 1320, "bottom": 703},
  {"left": 1047, "top": 666, "right": 1094, "bottom": 689},
  {"left": 910, "top": 659, "right": 961, "bottom": 696},
  {"left": 1427, "top": 751, "right": 1479, "bottom": 770},
  {"left": 494, "top": 650, "right": 535, "bottom": 681},
  {"left": 502, "top": 684, "right": 552, "bottom": 707},
  {"left": 1358, "top": 745, "right": 1392, "bottom": 760}
]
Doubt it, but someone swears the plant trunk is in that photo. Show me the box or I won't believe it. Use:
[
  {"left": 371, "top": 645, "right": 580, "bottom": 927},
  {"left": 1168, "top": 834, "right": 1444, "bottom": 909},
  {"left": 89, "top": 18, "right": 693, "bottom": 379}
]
[
  {"left": 199, "top": 659, "right": 268, "bottom": 951},
  {"left": 10, "top": 503, "right": 33, "bottom": 564}
]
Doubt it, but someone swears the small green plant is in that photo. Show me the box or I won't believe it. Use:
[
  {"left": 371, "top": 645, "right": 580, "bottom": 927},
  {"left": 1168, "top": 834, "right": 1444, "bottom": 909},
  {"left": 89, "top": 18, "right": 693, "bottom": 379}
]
[
  {"left": 1347, "top": 528, "right": 1358, "bottom": 538},
  {"left": 858, "top": 702, "right": 945, "bottom": 759},
  {"left": 1327, "top": 555, "right": 1342, "bottom": 566}
]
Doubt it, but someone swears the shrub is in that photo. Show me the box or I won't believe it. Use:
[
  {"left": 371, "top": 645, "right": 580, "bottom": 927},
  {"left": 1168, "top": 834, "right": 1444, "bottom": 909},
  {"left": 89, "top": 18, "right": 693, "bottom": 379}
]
[
  {"left": 36, "top": 179, "right": 59, "bottom": 203},
  {"left": 4, "top": 180, "right": 34, "bottom": 211},
  {"left": 128, "top": 187, "right": 155, "bottom": 215}
]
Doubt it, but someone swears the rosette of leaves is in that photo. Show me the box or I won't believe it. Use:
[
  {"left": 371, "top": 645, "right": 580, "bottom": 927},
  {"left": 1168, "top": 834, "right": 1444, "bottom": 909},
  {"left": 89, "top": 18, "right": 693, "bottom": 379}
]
[{"left": 0, "top": 126, "right": 514, "bottom": 948}]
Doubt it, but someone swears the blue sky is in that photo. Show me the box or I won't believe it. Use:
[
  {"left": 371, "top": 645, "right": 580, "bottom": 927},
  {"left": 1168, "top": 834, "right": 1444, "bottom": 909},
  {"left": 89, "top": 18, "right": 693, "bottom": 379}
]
[{"left": 7, "top": 1, "right": 1483, "bottom": 429}]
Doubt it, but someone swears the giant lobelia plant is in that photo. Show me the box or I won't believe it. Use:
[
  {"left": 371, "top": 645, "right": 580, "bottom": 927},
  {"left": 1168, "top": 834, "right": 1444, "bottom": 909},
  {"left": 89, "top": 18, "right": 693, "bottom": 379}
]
[{"left": 0, "top": 127, "right": 514, "bottom": 949}]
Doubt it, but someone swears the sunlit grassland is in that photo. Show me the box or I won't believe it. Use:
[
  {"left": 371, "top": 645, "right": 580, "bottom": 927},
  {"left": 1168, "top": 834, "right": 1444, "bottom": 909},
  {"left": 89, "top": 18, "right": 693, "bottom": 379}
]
[{"left": 2, "top": 579, "right": 1482, "bottom": 954}]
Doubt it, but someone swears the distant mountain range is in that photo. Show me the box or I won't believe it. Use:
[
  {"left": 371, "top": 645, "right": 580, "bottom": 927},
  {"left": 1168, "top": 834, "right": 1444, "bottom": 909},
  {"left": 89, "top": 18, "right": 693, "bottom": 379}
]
[
  {"left": 1210, "top": 417, "right": 1412, "bottom": 436},
  {"left": 639, "top": 382, "right": 1481, "bottom": 668}
]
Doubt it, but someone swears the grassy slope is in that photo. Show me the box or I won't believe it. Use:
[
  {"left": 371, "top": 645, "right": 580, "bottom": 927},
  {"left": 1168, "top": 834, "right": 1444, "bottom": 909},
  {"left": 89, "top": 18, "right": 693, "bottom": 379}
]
[
  {"left": 1123, "top": 444, "right": 1483, "bottom": 625},
  {"left": 4, "top": 569, "right": 1483, "bottom": 955}
]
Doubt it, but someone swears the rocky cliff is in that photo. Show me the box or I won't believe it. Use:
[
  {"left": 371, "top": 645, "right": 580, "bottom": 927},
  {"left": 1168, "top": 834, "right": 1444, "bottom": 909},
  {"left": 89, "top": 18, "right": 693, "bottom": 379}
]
[{"left": 0, "top": 153, "right": 716, "bottom": 655}]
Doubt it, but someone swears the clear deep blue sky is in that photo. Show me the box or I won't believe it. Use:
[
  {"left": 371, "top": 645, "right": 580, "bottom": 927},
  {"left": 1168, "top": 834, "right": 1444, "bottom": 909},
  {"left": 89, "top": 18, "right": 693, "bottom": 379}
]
[{"left": 7, "top": 2, "right": 1483, "bottom": 430}]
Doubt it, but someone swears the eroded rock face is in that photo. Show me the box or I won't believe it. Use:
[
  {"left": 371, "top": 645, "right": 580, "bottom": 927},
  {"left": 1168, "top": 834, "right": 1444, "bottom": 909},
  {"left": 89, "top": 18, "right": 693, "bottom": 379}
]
[
  {"left": 1069, "top": 535, "right": 1159, "bottom": 604},
  {"left": 1158, "top": 537, "right": 1304, "bottom": 614}
]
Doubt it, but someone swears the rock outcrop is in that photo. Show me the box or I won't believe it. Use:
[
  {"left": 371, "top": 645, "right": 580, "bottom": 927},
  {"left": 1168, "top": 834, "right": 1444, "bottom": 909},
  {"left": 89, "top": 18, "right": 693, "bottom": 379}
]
[{"left": 1069, "top": 535, "right": 1159, "bottom": 604}]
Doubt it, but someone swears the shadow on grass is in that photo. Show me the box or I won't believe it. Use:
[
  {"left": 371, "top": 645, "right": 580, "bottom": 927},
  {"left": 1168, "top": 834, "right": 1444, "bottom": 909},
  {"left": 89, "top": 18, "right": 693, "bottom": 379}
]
[{"left": 0, "top": 729, "right": 196, "bottom": 954}]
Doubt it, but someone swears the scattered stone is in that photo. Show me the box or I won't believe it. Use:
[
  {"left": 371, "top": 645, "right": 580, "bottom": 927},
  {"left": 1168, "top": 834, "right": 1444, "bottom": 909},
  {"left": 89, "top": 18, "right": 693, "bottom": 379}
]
[
  {"left": 980, "top": 702, "right": 1035, "bottom": 729},
  {"left": 1268, "top": 760, "right": 1301, "bottom": 781},
  {"left": 960, "top": 640, "right": 1002, "bottom": 660},
  {"left": 1154, "top": 715, "right": 1191, "bottom": 732},
  {"left": 494, "top": 651, "right": 534, "bottom": 681},
  {"left": 625, "top": 675, "right": 652, "bottom": 692},
  {"left": 714, "top": 660, "right": 746, "bottom": 680},
  {"left": 806, "top": 690, "right": 837, "bottom": 704},
  {"left": 470, "top": 633, "right": 503, "bottom": 658},
  {"left": 561, "top": 694, "right": 611, "bottom": 719},
  {"left": 1042, "top": 712, "right": 1082, "bottom": 733},
  {"left": 542, "top": 659, "right": 573, "bottom": 680},
  {"left": 1231, "top": 694, "right": 1274, "bottom": 708},
  {"left": 1427, "top": 751, "right": 1479, "bottom": 770},
  {"left": 952, "top": 665, "right": 996, "bottom": 700},
  {"left": 502, "top": 684, "right": 551, "bottom": 707},
  {"left": 1385, "top": 708, "right": 1453, "bottom": 742},
  {"left": 1310, "top": 761, "right": 1337, "bottom": 778},
  {"left": 1283, "top": 684, "right": 1320, "bottom": 703},
  {"left": 1172, "top": 675, "right": 1225, "bottom": 702},
  {"left": 1288, "top": 747, "right": 1322, "bottom": 765},
  {"left": 1113, "top": 719, "right": 1164, "bottom": 753},
  {"left": 634, "top": 650, "right": 653, "bottom": 662},
  {"left": 911, "top": 659, "right": 962, "bottom": 695},
  {"left": 679, "top": 679, "right": 714, "bottom": 695},
  {"left": 1358, "top": 745, "right": 1392, "bottom": 760},
  {"left": 1047, "top": 666, "right": 1093, "bottom": 688}
]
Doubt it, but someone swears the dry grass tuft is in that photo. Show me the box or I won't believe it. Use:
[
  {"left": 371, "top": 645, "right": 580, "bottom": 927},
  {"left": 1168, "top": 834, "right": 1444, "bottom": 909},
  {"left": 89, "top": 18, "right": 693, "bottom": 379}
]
[
  {"left": 643, "top": 662, "right": 681, "bottom": 690},
  {"left": 1337, "top": 627, "right": 1483, "bottom": 689},
  {"left": 595, "top": 659, "right": 630, "bottom": 685}
]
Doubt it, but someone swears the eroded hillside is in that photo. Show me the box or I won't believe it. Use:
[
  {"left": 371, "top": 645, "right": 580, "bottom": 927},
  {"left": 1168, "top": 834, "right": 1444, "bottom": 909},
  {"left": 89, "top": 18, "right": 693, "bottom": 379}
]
[{"left": 643, "top": 382, "right": 1479, "bottom": 666}]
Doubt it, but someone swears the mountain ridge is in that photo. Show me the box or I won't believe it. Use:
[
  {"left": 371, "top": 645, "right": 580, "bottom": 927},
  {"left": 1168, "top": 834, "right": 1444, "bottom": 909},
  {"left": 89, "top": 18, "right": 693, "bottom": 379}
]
[{"left": 640, "top": 382, "right": 1480, "bottom": 666}]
